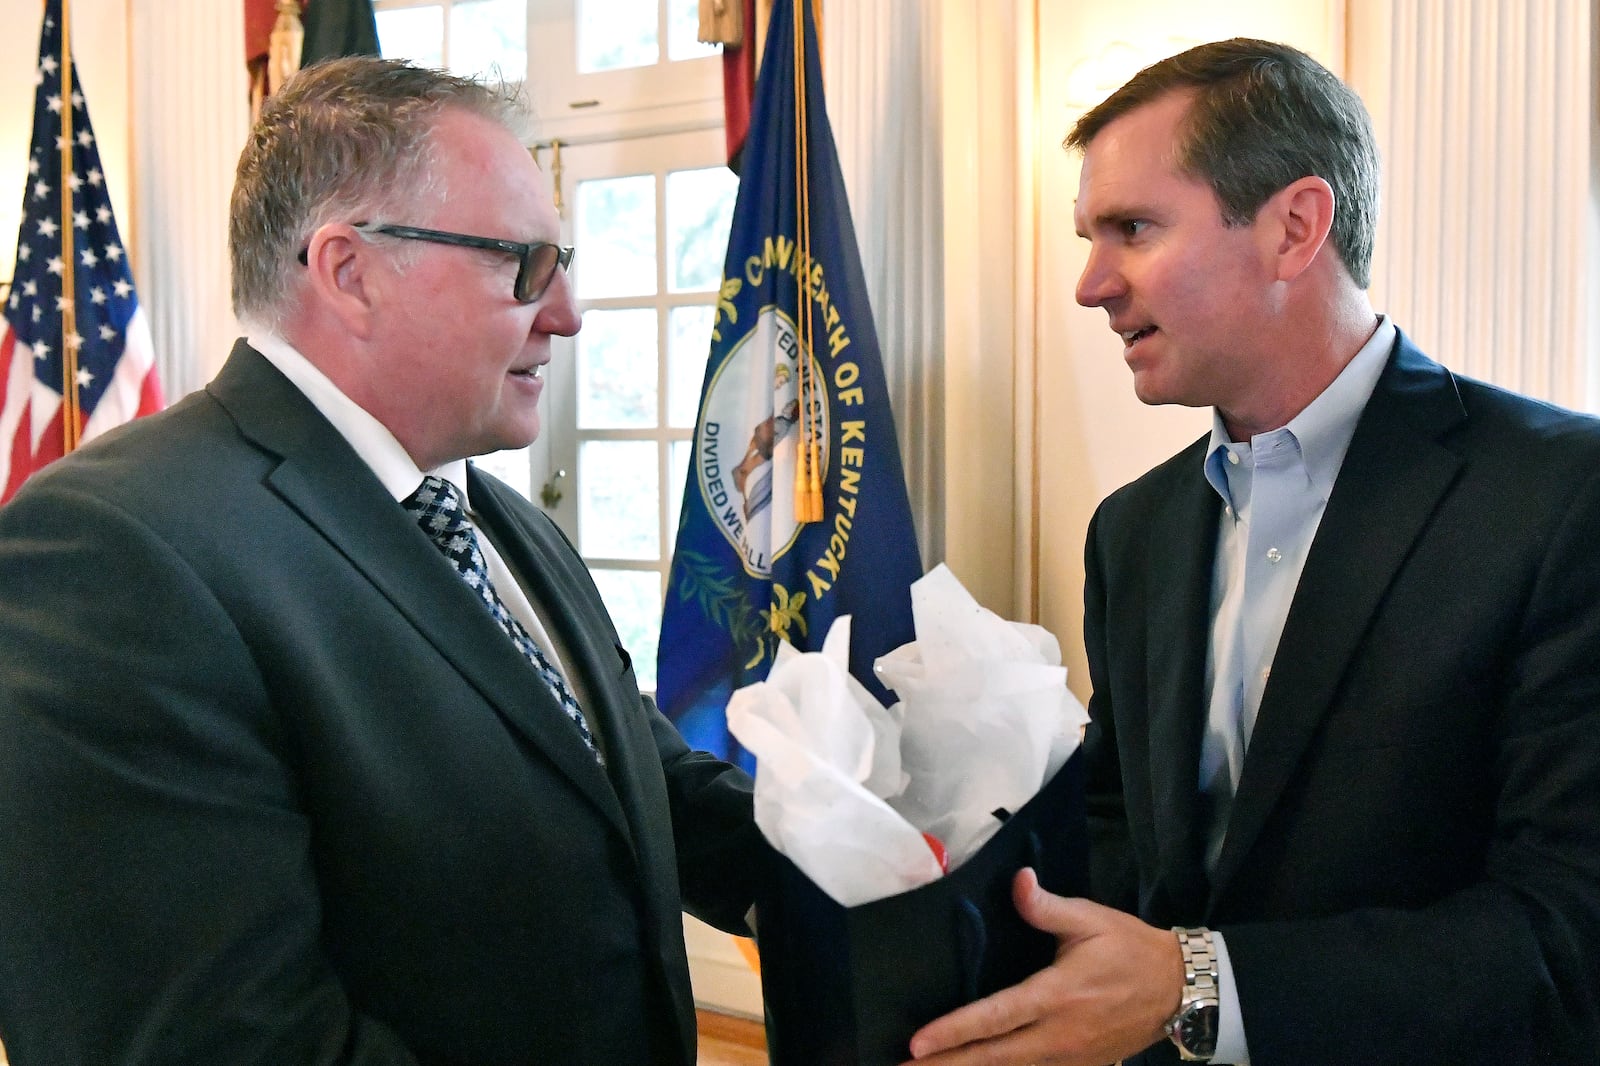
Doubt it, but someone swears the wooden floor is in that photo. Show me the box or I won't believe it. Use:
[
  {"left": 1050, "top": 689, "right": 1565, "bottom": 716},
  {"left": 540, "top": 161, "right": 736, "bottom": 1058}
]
[
  {"left": 696, "top": 1009, "right": 767, "bottom": 1065},
  {"left": 0, "top": 1016, "right": 762, "bottom": 1065}
]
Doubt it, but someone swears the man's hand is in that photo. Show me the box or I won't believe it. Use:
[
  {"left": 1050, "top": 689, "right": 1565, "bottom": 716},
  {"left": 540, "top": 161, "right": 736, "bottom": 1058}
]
[{"left": 901, "top": 868, "right": 1183, "bottom": 1066}]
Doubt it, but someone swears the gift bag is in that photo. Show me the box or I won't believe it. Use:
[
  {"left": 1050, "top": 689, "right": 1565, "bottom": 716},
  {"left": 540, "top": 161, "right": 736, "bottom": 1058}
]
[{"left": 755, "top": 750, "right": 1089, "bottom": 1066}]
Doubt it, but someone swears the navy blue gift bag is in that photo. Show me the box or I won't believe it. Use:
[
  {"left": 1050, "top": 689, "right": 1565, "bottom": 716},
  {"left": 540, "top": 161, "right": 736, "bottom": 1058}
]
[{"left": 756, "top": 751, "right": 1090, "bottom": 1066}]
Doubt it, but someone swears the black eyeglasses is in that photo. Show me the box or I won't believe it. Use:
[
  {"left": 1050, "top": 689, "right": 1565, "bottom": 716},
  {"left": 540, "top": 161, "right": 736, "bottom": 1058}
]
[{"left": 298, "top": 223, "right": 575, "bottom": 303}]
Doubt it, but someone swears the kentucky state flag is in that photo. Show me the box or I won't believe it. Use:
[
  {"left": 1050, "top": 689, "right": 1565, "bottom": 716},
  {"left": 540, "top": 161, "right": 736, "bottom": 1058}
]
[{"left": 658, "top": 0, "right": 922, "bottom": 770}]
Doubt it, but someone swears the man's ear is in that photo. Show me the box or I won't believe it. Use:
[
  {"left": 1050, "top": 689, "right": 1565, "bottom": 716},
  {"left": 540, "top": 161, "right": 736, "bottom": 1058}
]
[
  {"left": 1265, "top": 175, "right": 1336, "bottom": 283},
  {"left": 301, "top": 223, "right": 377, "bottom": 337}
]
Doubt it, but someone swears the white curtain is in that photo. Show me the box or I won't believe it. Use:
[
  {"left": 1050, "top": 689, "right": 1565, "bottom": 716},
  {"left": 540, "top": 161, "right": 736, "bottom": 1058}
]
[
  {"left": 1348, "top": 0, "right": 1597, "bottom": 411},
  {"left": 129, "top": 0, "right": 248, "bottom": 400},
  {"left": 823, "top": 1, "right": 946, "bottom": 564}
]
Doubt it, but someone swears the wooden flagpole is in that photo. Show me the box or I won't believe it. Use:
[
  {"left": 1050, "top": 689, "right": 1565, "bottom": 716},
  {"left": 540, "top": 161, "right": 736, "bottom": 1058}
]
[
  {"left": 791, "top": 0, "right": 822, "bottom": 523},
  {"left": 58, "top": 0, "right": 80, "bottom": 453}
]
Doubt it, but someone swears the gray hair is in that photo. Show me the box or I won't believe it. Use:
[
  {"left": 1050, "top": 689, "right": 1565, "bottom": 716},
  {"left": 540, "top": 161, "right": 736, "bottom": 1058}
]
[
  {"left": 1065, "top": 38, "right": 1380, "bottom": 288},
  {"left": 230, "top": 56, "right": 533, "bottom": 328}
]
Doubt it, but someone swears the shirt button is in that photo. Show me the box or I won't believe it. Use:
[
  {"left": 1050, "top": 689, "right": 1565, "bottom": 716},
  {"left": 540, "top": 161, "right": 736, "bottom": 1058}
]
[
  {"left": 1227, "top": 452, "right": 1240, "bottom": 465},
  {"left": 1266, "top": 547, "right": 1283, "bottom": 563},
  {"left": 1261, "top": 667, "right": 1272, "bottom": 682}
]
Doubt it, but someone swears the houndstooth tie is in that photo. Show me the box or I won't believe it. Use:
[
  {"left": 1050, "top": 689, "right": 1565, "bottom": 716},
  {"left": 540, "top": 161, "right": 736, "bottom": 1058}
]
[{"left": 404, "top": 476, "right": 602, "bottom": 763}]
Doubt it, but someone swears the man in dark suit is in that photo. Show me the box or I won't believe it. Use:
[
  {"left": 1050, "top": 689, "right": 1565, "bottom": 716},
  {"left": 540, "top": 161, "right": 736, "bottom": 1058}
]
[
  {"left": 0, "top": 57, "right": 768, "bottom": 1065},
  {"left": 906, "top": 38, "right": 1600, "bottom": 1066}
]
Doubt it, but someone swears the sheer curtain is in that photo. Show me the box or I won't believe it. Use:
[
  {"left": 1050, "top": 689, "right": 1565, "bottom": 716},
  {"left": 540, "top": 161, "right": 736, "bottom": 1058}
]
[
  {"left": 823, "top": 1, "right": 947, "bottom": 564},
  {"left": 1348, "top": 0, "right": 1597, "bottom": 411},
  {"left": 129, "top": 0, "right": 248, "bottom": 400}
]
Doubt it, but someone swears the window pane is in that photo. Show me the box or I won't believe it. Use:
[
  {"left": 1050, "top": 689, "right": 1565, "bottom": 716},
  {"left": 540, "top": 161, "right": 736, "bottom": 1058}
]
[
  {"left": 666, "top": 166, "right": 737, "bottom": 292},
  {"left": 667, "top": 0, "right": 718, "bottom": 61},
  {"left": 579, "top": 441, "right": 658, "bottom": 559},
  {"left": 667, "top": 305, "right": 712, "bottom": 428},
  {"left": 376, "top": 5, "right": 445, "bottom": 68},
  {"left": 668, "top": 438, "right": 690, "bottom": 547},
  {"left": 471, "top": 446, "right": 532, "bottom": 499},
  {"left": 591, "top": 569, "right": 662, "bottom": 689},
  {"left": 578, "top": 308, "right": 658, "bottom": 429},
  {"left": 578, "top": 0, "right": 657, "bottom": 72},
  {"left": 575, "top": 174, "right": 657, "bottom": 299},
  {"left": 449, "top": 0, "right": 528, "bottom": 80}
]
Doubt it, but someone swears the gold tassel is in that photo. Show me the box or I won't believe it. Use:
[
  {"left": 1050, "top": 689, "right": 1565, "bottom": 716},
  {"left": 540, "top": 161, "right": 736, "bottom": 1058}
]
[
  {"left": 698, "top": 0, "right": 743, "bottom": 46},
  {"left": 267, "top": 0, "right": 304, "bottom": 95}
]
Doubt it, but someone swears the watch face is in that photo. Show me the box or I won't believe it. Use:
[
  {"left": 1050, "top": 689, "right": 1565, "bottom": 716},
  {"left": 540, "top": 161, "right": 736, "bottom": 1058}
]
[{"left": 1177, "top": 1003, "right": 1220, "bottom": 1058}]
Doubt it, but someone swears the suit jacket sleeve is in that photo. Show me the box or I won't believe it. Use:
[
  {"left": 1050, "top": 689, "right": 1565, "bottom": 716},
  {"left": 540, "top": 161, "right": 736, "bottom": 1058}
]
[
  {"left": 648, "top": 696, "right": 769, "bottom": 934},
  {"left": 1082, "top": 505, "right": 1140, "bottom": 915},
  {"left": 0, "top": 482, "right": 417, "bottom": 1066}
]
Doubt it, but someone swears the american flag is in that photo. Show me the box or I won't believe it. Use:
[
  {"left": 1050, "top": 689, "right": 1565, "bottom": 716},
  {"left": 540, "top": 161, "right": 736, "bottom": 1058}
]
[{"left": 0, "top": 0, "right": 161, "bottom": 506}]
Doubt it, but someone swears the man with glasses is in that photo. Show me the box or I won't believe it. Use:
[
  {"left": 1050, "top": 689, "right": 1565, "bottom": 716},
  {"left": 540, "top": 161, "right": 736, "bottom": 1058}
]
[{"left": 0, "top": 57, "right": 768, "bottom": 1065}]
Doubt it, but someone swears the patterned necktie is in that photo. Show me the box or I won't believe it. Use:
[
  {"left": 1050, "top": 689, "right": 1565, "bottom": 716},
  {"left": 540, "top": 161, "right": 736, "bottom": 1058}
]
[{"left": 404, "top": 476, "right": 602, "bottom": 763}]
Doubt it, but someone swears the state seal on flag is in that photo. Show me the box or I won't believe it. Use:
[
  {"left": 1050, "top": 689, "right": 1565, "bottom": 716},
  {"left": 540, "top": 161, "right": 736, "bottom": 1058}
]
[{"left": 694, "top": 306, "right": 829, "bottom": 579}]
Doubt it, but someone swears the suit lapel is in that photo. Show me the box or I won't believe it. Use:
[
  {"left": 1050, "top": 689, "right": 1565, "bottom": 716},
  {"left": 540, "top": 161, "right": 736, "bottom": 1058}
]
[
  {"left": 1142, "top": 438, "right": 1223, "bottom": 912},
  {"left": 467, "top": 472, "right": 656, "bottom": 827},
  {"left": 471, "top": 470, "right": 685, "bottom": 910},
  {"left": 207, "top": 342, "right": 630, "bottom": 838},
  {"left": 1209, "top": 336, "right": 1467, "bottom": 902}
]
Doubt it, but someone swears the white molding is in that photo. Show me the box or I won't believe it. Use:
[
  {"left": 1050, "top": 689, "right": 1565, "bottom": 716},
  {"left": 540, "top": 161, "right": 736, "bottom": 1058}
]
[{"left": 682, "top": 914, "right": 763, "bottom": 1019}]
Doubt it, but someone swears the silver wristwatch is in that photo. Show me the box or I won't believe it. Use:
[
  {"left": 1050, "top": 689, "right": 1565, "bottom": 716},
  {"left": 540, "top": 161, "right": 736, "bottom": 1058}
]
[{"left": 1165, "top": 927, "right": 1220, "bottom": 1061}]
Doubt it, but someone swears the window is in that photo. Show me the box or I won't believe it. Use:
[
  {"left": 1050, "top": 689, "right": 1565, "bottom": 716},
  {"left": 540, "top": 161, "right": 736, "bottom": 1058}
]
[
  {"left": 374, "top": 0, "right": 528, "bottom": 79},
  {"left": 573, "top": 0, "right": 715, "bottom": 71},
  {"left": 525, "top": 0, "right": 722, "bottom": 143},
  {"left": 528, "top": 133, "right": 735, "bottom": 690},
  {"left": 384, "top": 1, "right": 737, "bottom": 691}
]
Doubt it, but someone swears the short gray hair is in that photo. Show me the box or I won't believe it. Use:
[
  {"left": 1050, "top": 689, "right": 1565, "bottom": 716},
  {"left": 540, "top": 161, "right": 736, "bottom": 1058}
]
[
  {"left": 230, "top": 56, "right": 533, "bottom": 328},
  {"left": 1065, "top": 38, "right": 1380, "bottom": 288}
]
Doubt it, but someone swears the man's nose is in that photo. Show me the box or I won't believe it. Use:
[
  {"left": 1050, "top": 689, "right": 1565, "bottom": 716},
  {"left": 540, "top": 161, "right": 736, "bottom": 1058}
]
[
  {"left": 1075, "top": 246, "right": 1124, "bottom": 308},
  {"left": 534, "top": 267, "right": 582, "bottom": 337}
]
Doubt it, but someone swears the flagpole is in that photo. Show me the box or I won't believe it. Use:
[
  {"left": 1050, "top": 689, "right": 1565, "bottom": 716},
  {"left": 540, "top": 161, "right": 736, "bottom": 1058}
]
[
  {"left": 57, "top": 0, "right": 81, "bottom": 453},
  {"left": 791, "top": 0, "right": 822, "bottom": 523}
]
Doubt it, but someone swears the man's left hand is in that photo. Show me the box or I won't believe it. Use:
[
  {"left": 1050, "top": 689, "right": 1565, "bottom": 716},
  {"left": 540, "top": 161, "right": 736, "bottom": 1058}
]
[{"left": 900, "top": 868, "right": 1182, "bottom": 1066}]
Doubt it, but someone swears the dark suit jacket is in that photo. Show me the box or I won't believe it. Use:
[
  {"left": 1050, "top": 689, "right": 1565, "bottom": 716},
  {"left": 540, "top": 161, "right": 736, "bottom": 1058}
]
[
  {"left": 0, "top": 342, "right": 769, "bottom": 1065},
  {"left": 1082, "top": 333, "right": 1600, "bottom": 1064}
]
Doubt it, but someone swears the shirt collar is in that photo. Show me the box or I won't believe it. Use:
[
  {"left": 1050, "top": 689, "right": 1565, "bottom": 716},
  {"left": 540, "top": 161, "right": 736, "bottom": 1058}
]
[
  {"left": 248, "top": 330, "right": 473, "bottom": 508},
  {"left": 1204, "top": 315, "right": 1396, "bottom": 502}
]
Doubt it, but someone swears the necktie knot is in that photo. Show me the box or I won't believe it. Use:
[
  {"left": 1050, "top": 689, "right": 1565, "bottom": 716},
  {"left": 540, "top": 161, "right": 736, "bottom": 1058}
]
[{"left": 405, "top": 475, "right": 477, "bottom": 563}]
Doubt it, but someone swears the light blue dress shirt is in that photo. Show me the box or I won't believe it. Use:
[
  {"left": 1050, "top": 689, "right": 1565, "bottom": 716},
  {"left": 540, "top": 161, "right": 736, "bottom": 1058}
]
[{"left": 1198, "top": 316, "right": 1395, "bottom": 1064}]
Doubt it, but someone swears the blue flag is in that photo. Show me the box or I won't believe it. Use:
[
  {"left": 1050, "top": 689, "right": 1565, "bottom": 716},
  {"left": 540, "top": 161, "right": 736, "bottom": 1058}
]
[{"left": 657, "top": 0, "right": 922, "bottom": 770}]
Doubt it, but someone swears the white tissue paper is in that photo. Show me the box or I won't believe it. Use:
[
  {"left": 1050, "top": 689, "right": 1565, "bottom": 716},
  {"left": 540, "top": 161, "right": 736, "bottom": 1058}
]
[
  {"left": 725, "top": 563, "right": 1089, "bottom": 906},
  {"left": 876, "top": 563, "right": 1088, "bottom": 867},
  {"left": 727, "top": 617, "right": 942, "bottom": 907}
]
